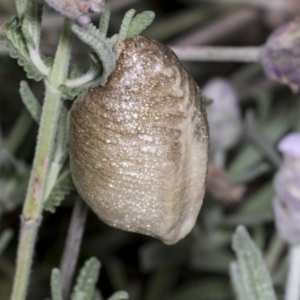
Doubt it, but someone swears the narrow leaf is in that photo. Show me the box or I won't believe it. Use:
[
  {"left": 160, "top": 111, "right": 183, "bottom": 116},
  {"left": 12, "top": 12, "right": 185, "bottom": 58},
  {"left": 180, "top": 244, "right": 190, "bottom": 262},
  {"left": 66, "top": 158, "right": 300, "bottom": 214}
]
[
  {"left": 127, "top": 11, "right": 155, "bottom": 38},
  {"left": 230, "top": 262, "right": 249, "bottom": 300},
  {"left": 99, "top": 4, "right": 111, "bottom": 38},
  {"left": 118, "top": 9, "right": 136, "bottom": 41},
  {"left": 19, "top": 81, "right": 41, "bottom": 123},
  {"left": 107, "top": 291, "right": 129, "bottom": 300},
  {"left": 72, "top": 23, "right": 116, "bottom": 85},
  {"left": 51, "top": 269, "right": 63, "bottom": 300},
  {"left": 21, "top": 0, "right": 43, "bottom": 48},
  {"left": 71, "top": 257, "right": 101, "bottom": 300},
  {"left": 44, "top": 166, "right": 74, "bottom": 213},
  {"left": 231, "top": 226, "right": 277, "bottom": 300},
  {"left": 63, "top": 53, "right": 103, "bottom": 97},
  {"left": 15, "top": 0, "right": 29, "bottom": 19},
  {"left": 0, "top": 229, "right": 13, "bottom": 256},
  {"left": 0, "top": 17, "right": 45, "bottom": 81}
]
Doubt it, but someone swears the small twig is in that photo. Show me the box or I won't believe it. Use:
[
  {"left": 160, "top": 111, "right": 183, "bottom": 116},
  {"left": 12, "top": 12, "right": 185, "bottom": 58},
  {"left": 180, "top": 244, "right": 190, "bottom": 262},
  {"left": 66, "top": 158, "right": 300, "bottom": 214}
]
[
  {"left": 265, "top": 234, "right": 286, "bottom": 273},
  {"left": 171, "top": 9, "right": 260, "bottom": 46},
  {"left": 171, "top": 46, "right": 262, "bottom": 62},
  {"left": 59, "top": 197, "right": 88, "bottom": 300}
]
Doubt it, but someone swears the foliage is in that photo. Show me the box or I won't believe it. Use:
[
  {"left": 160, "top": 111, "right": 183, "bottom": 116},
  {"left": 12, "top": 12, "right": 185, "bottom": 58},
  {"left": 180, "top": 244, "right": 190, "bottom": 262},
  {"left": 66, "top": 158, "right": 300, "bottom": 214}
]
[
  {"left": 230, "top": 226, "right": 277, "bottom": 300},
  {"left": 0, "top": 0, "right": 298, "bottom": 300}
]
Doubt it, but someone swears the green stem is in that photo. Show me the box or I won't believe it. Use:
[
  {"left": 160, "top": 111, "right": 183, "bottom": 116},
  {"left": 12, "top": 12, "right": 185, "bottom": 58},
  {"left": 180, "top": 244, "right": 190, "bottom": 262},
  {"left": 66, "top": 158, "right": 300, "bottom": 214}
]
[
  {"left": 265, "top": 234, "right": 286, "bottom": 273},
  {"left": 10, "top": 18, "right": 73, "bottom": 300}
]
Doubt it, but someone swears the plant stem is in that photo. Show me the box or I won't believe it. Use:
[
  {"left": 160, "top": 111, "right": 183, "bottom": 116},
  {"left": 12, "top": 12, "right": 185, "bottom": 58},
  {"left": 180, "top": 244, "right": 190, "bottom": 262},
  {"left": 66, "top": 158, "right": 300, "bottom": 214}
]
[
  {"left": 171, "top": 46, "right": 262, "bottom": 62},
  {"left": 285, "top": 244, "right": 300, "bottom": 300},
  {"left": 10, "top": 18, "right": 73, "bottom": 300},
  {"left": 60, "top": 197, "right": 88, "bottom": 300},
  {"left": 265, "top": 234, "right": 286, "bottom": 273}
]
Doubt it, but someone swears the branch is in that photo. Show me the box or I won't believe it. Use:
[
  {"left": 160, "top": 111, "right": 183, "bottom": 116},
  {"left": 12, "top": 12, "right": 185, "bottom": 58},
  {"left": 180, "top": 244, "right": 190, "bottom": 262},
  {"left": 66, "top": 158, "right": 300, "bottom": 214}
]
[
  {"left": 171, "top": 46, "right": 262, "bottom": 62},
  {"left": 10, "top": 19, "right": 73, "bottom": 300},
  {"left": 59, "top": 197, "right": 88, "bottom": 300}
]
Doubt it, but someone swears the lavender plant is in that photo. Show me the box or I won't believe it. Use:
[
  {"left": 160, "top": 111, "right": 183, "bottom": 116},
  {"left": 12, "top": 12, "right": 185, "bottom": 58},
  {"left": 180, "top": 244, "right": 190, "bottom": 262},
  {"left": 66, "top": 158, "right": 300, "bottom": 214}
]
[
  {"left": 0, "top": 0, "right": 154, "bottom": 299},
  {"left": 1, "top": 0, "right": 300, "bottom": 299}
]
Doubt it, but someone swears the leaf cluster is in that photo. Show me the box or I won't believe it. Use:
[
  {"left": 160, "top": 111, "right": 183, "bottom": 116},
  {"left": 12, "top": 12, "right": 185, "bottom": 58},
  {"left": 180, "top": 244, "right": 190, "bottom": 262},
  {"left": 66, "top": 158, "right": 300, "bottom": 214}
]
[
  {"left": 50, "top": 257, "right": 129, "bottom": 300},
  {"left": 0, "top": 16, "right": 45, "bottom": 81},
  {"left": 62, "top": 6, "right": 155, "bottom": 99}
]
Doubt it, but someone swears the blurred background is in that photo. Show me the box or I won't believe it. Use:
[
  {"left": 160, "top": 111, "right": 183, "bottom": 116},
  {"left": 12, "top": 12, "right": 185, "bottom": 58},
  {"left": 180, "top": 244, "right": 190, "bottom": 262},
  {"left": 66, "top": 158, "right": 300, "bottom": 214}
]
[{"left": 0, "top": 0, "right": 299, "bottom": 299}]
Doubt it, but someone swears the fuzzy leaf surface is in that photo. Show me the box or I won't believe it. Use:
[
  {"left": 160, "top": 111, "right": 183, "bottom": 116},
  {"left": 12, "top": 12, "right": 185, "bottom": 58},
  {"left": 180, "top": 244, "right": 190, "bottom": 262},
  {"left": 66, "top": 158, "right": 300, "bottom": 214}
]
[
  {"left": 21, "top": 0, "right": 43, "bottom": 48},
  {"left": 0, "top": 17, "right": 45, "bottom": 81},
  {"left": 127, "top": 11, "right": 155, "bottom": 38},
  {"left": 231, "top": 226, "right": 277, "bottom": 300},
  {"left": 72, "top": 23, "right": 116, "bottom": 85},
  {"left": 230, "top": 262, "right": 249, "bottom": 300},
  {"left": 44, "top": 166, "right": 74, "bottom": 213},
  {"left": 99, "top": 4, "right": 111, "bottom": 38},
  {"left": 71, "top": 257, "right": 101, "bottom": 300},
  {"left": 51, "top": 269, "right": 63, "bottom": 300},
  {"left": 118, "top": 9, "right": 136, "bottom": 41}
]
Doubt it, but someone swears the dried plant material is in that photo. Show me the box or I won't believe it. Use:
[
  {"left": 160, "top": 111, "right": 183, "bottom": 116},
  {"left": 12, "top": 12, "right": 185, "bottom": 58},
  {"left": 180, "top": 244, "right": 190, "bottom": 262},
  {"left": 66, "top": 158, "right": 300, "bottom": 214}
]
[
  {"left": 44, "top": 0, "right": 105, "bottom": 25},
  {"left": 69, "top": 36, "right": 209, "bottom": 245},
  {"left": 206, "top": 164, "right": 246, "bottom": 204}
]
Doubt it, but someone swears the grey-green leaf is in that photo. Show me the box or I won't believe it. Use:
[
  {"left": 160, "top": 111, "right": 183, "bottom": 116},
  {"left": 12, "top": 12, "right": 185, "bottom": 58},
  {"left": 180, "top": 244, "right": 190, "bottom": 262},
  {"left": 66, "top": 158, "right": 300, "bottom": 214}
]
[
  {"left": 127, "top": 11, "right": 155, "bottom": 38},
  {"left": 15, "top": 0, "right": 29, "bottom": 19},
  {"left": 21, "top": 0, "right": 43, "bottom": 48},
  {"left": 230, "top": 262, "right": 249, "bottom": 300},
  {"left": 71, "top": 257, "right": 101, "bottom": 300},
  {"left": 63, "top": 52, "right": 103, "bottom": 98},
  {"left": 51, "top": 269, "right": 63, "bottom": 300},
  {"left": 0, "top": 17, "right": 45, "bottom": 81},
  {"left": 231, "top": 226, "right": 277, "bottom": 300},
  {"left": 72, "top": 23, "right": 116, "bottom": 85},
  {"left": 19, "top": 81, "right": 41, "bottom": 123},
  {"left": 44, "top": 166, "right": 74, "bottom": 213},
  {"left": 99, "top": 4, "right": 111, "bottom": 38},
  {"left": 118, "top": 9, "right": 136, "bottom": 41},
  {"left": 107, "top": 291, "right": 129, "bottom": 300}
]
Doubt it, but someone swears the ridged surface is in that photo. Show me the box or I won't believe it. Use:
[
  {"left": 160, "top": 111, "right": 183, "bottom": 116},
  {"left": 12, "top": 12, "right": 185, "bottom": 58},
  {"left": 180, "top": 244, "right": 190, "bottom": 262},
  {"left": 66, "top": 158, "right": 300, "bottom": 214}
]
[{"left": 69, "top": 36, "right": 209, "bottom": 244}]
